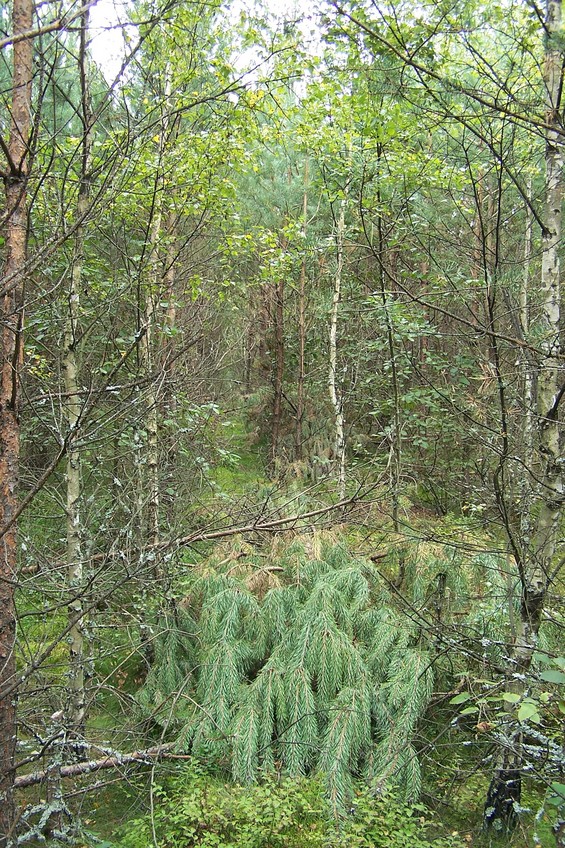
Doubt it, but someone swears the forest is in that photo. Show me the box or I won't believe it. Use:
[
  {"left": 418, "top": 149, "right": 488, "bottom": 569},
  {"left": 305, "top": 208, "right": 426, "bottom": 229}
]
[{"left": 0, "top": 0, "right": 564, "bottom": 844}]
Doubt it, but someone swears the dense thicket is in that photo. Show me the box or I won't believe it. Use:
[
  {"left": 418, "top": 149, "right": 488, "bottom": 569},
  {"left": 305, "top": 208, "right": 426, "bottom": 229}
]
[{"left": 0, "top": 0, "right": 564, "bottom": 845}]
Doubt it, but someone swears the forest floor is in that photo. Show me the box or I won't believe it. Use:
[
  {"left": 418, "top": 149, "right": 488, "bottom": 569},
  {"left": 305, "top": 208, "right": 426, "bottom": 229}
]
[{"left": 18, "top": 413, "right": 562, "bottom": 848}]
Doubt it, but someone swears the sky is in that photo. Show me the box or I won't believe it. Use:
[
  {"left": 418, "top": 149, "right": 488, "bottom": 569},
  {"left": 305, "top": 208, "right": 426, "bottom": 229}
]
[
  {"left": 90, "top": 0, "right": 133, "bottom": 80},
  {"left": 89, "top": 0, "right": 318, "bottom": 81}
]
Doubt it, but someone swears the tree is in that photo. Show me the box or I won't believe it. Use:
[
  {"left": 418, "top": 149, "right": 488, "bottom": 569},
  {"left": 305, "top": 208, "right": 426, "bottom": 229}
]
[
  {"left": 0, "top": 0, "right": 32, "bottom": 838},
  {"left": 485, "top": 0, "right": 564, "bottom": 829},
  {"left": 137, "top": 536, "right": 435, "bottom": 815},
  {"left": 326, "top": 0, "right": 565, "bottom": 832}
]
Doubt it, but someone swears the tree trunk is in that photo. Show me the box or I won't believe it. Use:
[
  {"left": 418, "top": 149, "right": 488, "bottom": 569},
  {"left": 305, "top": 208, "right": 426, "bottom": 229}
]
[
  {"left": 143, "top": 200, "right": 162, "bottom": 551},
  {"left": 137, "top": 75, "right": 174, "bottom": 557},
  {"left": 295, "top": 160, "right": 308, "bottom": 462},
  {"left": 65, "top": 5, "right": 91, "bottom": 747},
  {"left": 270, "top": 274, "right": 285, "bottom": 473},
  {"left": 0, "top": 0, "right": 32, "bottom": 840},
  {"left": 329, "top": 195, "right": 346, "bottom": 501},
  {"left": 519, "top": 180, "right": 535, "bottom": 563},
  {"left": 484, "top": 0, "right": 564, "bottom": 831}
]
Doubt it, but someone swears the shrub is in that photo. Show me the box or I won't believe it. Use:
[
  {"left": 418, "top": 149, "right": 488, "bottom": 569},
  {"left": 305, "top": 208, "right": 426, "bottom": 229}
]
[{"left": 115, "top": 765, "right": 465, "bottom": 848}]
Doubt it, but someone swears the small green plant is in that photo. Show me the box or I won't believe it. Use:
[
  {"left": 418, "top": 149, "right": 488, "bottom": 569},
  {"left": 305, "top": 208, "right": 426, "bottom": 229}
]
[
  {"left": 117, "top": 766, "right": 327, "bottom": 848},
  {"left": 114, "top": 765, "right": 465, "bottom": 848}
]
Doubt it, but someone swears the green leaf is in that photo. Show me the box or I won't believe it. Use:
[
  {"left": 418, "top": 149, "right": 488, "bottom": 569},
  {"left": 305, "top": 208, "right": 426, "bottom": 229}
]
[
  {"left": 533, "top": 652, "right": 553, "bottom": 665},
  {"left": 540, "top": 691, "right": 551, "bottom": 703},
  {"left": 539, "top": 670, "right": 565, "bottom": 684},
  {"left": 518, "top": 702, "right": 540, "bottom": 722},
  {"left": 547, "top": 783, "right": 565, "bottom": 806},
  {"left": 450, "top": 692, "right": 471, "bottom": 704},
  {"left": 502, "top": 693, "right": 520, "bottom": 704},
  {"left": 460, "top": 706, "right": 478, "bottom": 715}
]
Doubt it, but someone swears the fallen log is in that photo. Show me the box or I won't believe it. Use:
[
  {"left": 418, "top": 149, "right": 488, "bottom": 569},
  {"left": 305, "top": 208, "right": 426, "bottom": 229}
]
[{"left": 14, "top": 742, "right": 175, "bottom": 789}]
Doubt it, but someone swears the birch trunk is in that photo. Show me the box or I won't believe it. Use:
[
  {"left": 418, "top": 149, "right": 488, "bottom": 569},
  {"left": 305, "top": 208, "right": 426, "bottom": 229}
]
[
  {"left": 0, "top": 0, "right": 32, "bottom": 839},
  {"left": 64, "top": 6, "right": 91, "bottom": 745},
  {"left": 270, "top": 274, "right": 285, "bottom": 473},
  {"left": 484, "top": 0, "right": 564, "bottom": 830},
  {"left": 329, "top": 195, "right": 346, "bottom": 501},
  {"left": 137, "top": 76, "right": 173, "bottom": 557},
  {"left": 143, "top": 202, "right": 162, "bottom": 551},
  {"left": 295, "top": 161, "right": 308, "bottom": 463},
  {"left": 519, "top": 180, "right": 534, "bottom": 561}
]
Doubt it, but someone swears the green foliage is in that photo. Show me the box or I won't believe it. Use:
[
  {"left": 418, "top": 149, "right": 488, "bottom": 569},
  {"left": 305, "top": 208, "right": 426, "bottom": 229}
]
[
  {"left": 114, "top": 764, "right": 465, "bottom": 848},
  {"left": 137, "top": 538, "right": 444, "bottom": 810}
]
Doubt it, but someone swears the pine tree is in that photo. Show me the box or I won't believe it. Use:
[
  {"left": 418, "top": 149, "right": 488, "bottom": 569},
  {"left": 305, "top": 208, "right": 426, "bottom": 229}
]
[{"left": 137, "top": 536, "right": 441, "bottom": 811}]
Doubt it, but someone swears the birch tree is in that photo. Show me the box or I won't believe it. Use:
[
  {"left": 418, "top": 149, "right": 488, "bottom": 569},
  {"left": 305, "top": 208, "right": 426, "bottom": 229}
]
[
  {"left": 485, "top": 0, "right": 564, "bottom": 829},
  {"left": 328, "top": 185, "right": 347, "bottom": 500},
  {"left": 328, "top": 0, "right": 565, "bottom": 830},
  {"left": 64, "top": 4, "right": 93, "bottom": 748}
]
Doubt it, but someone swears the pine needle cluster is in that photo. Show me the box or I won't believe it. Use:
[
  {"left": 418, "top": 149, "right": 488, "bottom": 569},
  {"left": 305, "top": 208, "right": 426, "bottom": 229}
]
[{"left": 137, "top": 537, "right": 437, "bottom": 810}]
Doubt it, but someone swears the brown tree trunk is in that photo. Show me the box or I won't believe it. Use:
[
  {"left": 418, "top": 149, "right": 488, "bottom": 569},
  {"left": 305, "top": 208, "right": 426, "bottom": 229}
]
[{"left": 0, "top": 0, "right": 33, "bottom": 841}]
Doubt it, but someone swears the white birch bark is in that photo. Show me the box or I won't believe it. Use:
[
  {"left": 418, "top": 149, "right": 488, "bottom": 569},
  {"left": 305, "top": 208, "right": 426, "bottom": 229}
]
[
  {"left": 329, "top": 194, "right": 347, "bottom": 501},
  {"left": 529, "top": 0, "right": 563, "bottom": 615},
  {"left": 142, "top": 202, "right": 162, "bottom": 550},
  {"left": 295, "top": 160, "right": 308, "bottom": 463},
  {"left": 65, "top": 6, "right": 91, "bottom": 741},
  {"left": 137, "top": 71, "right": 173, "bottom": 558},
  {"left": 485, "top": 0, "right": 564, "bottom": 830},
  {"left": 519, "top": 180, "right": 534, "bottom": 564}
]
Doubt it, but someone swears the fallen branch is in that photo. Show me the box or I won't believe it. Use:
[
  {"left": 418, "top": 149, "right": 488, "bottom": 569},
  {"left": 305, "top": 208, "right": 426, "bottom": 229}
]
[{"left": 14, "top": 743, "right": 175, "bottom": 789}]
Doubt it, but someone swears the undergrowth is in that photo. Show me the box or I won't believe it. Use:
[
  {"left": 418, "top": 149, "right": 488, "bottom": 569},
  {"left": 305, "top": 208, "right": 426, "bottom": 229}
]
[
  {"left": 113, "top": 764, "right": 466, "bottom": 848},
  {"left": 136, "top": 533, "right": 500, "bottom": 813}
]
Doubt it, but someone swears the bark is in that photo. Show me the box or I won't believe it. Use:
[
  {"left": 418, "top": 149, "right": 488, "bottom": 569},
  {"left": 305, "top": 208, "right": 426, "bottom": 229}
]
[
  {"left": 0, "top": 0, "right": 32, "bottom": 841},
  {"left": 329, "top": 195, "right": 346, "bottom": 501},
  {"left": 143, "top": 201, "right": 162, "bottom": 550},
  {"left": 137, "top": 75, "right": 174, "bottom": 556},
  {"left": 14, "top": 743, "right": 175, "bottom": 789},
  {"left": 64, "top": 5, "right": 91, "bottom": 745},
  {"left": 161, "top": 209, "right": 179, "bottom": 519},
  {"left": 270, "top": 274, "right": 285, "bottom": 473},
  {"left": 295, "top": 161, "right": 308, "bottom": 462},
  {"left": 519, "top": 179, "right": 534, "bottom": 558},
  {"left": 485, "top": 0, "right": 564, "bottom": 831}
]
